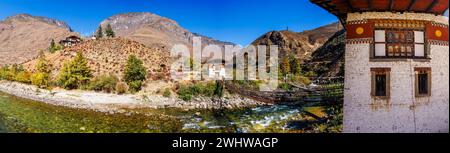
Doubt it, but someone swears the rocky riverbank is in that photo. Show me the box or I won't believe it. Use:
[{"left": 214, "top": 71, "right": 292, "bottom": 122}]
[{"left": 0, "top": 81, "right": 268, "bottom": 113}]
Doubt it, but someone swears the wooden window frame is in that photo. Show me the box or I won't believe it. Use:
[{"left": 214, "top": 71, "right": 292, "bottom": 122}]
[
  {"left": 415, "top": 67, "right": 432, "bottom": 97},
  {"left": 371, "top": 68, "right": 391, "bottom": 99},
  {"left": 372, "top": 28, "right": 428, "bottom": 59}
]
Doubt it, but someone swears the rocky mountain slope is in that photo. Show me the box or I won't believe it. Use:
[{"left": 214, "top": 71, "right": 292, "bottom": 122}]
[
  {"left": 98, "top": 12, "right": 234, "bottom": 49},
  {"left": 251, "top": 22, "right": 341, "bottom": 61},
  {"left": 0, "top": 14, "right": 78, "bottom": 65},
  {"left": 302, "top": 30, "right": 345, "bottom": 77},
  {"left": 23, "top": 38, "right": 170, "bottom": 80},
  {"left": 251, "top": 22, "right": 345, "bottom": 76}
]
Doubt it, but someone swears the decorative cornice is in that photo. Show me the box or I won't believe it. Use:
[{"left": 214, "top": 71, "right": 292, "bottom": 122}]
[
  {"left": 346, "top": 38, "right": 373, "bottom": 44},
  {"left": 428, "top": 40, "right": 449, "bottom": 46}
]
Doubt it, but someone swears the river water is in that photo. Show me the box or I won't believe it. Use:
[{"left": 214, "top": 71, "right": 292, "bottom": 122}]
[{"left": 0, "top": 91, "right": 333, "bottom": 133}]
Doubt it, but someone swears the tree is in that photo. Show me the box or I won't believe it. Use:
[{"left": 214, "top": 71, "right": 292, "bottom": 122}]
[
  {"left": 281, "top": 56, "right": 290, "bottom": 76},
  {"left": 105, "top": 24, "right": 115, "bottom": 38},
  {"left": 36, "top": 51, "right": 51, "bottom": 74},
  {"left": 124, "top": 55, "right": 146, "bottom": 92},
  {"left": 290, "top": 56, "right": 302, "bottom": 75},
  {"left": 49, "top": 39, "right": 56, "bottom": 52},
  {"left": 31, "top": 51, "right": 52, "bottom": 88},
  {"left": 96, "top": 26, "right": 103, "bottom": 39},
  {"left": 57, "top": 51, "right": 93, "bottom": 89}
]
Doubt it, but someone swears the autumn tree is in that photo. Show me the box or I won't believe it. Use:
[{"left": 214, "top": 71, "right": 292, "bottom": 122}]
[
  {"left": 281, "top": 56, "right": 290, "bottom": 76},
  {"left": 31, "top": 51, "right": 52, "bottom": 88},
  {"left": 57, "top": 51, "right": 92, "bottom": 89}
]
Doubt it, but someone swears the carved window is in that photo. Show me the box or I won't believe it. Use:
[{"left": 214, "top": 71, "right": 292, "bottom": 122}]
[{"left": 373, "top": 29, "right": 426, "bottom": 58}]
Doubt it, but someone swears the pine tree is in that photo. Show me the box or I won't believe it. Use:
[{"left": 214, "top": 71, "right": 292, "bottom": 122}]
[
  {"left": 49, "top": 39, "right": 56, "bottom": 53},
  {"left": 96, "top": 26, "right": 103, "bottom": 39},
  {"left": 57, "top": 51, "right": 92, "bottom": 89},
  {"left": 124, "top": 55, "right": 146, "bottom": 92},
  {"left": 105, "top": 24, "right": 115, "bottom": 38}
]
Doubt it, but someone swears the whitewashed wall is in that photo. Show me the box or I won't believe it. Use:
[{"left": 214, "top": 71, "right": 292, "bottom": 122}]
[{"left": 344, "top": 12, "right": 449, "bottom": 133}]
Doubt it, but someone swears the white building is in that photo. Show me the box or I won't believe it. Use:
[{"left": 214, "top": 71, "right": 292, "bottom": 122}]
[{"left": 312, "top": 0, "right": 449, "bottom": 133}]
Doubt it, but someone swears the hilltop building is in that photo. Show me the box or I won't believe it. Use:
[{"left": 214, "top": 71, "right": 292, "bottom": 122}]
[
  {"left": 311, "top": 0, "right": 449, "bottom": 132},
  {"left": 59, "top": 35, "right": 82, "bottom": 47}
]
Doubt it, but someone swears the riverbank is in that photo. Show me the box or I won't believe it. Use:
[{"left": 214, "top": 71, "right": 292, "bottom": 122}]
[{"left": 0, "top": 81, "right": 268, "bottom": 113}]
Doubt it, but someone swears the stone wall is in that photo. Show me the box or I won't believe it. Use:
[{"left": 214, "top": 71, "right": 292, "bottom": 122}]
[{"left": 344, "top": 30, "right": 449, "bottom": 132}]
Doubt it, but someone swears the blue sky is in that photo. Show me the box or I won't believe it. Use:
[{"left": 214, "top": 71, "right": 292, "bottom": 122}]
[{"left": 2, "top": 0, "right": 338, "bottom": 45}]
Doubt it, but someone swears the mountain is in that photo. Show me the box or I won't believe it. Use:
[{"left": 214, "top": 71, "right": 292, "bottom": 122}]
[
  {"left": 23, "top": 38, "right": 170, "bottom": 80},
  {"left": 302, "top": 30, "right": 345, "bottom": 77},
  {"left": 251, "top": 22, "right": 345, "bottom": 77},
  {"left": 98, "top": 12, "right": 234, "bottom": 50},
  {"left": 251, "top": 22, "right": 342, "bottom": 61},
  {"left": 0, "top": 14, "right": 78, "bottom": 65}
]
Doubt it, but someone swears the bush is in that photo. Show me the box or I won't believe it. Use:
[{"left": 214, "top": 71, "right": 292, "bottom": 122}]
[
  {"left": 0, "top": 66, "right": 10, "bottom": 80},
  {"left": 176, "top": 81, "right": 220, "bottom": 101},
  {"left": 163, "top": 88, "right": 171, "bottom": 97},
  {"left": 279, "top": 83, "right": 292, "bottom": 91},
  {"left": 128, "top": 80, "right": 142, "bottom": 93},
  {"left": 14, "top": 71, "right": 31, "bottom": 84},
  {"left": 31, "top": 72, "right": 50, "bottom": 88},
  {"left": 177, "top": 85, "right": 193, "bottom": 101},
  {"left": 57, "top": 52, "right": 93, "bottom": 89},
  {"left": 115, "top": 82, "right": 128, "bottom": 94},
  {"left": 88, "top": 74, "right": 118, "bottom": 93}
]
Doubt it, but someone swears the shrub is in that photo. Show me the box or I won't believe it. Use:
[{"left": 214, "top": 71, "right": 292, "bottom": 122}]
[
  {"left": 115, "top": 82, "right": 128, "bottom": 94},
  {"left": 88, "top": 74, "right": 118, "bottom": 93},
  {"left": 14, "top": 71, "right": 31, "bottom": 84},
  {"left": 177, "top": 85, "right": 193, "bottom": 101},
  {"left": 57, "top": 52, "right": 92, "bottom": 89},
  {"left": 0, "top": 66, "right": 9, "bottom": 80},
  {"left": 279, "top": 83, "right": 292, "bottom": 91},
  {"left": 31, "top": 72, "right": 50, "bottom": 88},
  {"left": 124, "top": 55, "right": 146, "bottom": 92},
  {"left": 291, "top": 75, "right": 311, "bottom": 85},
  {"left": 176, "top": 81, "right": 220, "bottom": 101},
  {"left": 128, "top": 80, "right": 142, "bottom": 93},
  {"left": 163, "top": 88, "right": 171, "bottom": 97},
  {"left": 304, "top": 71, "right": 318, "bottom": 77}
]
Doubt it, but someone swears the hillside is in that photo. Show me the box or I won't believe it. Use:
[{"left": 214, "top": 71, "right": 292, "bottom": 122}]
[
  {"left": 303, "top": 30, "right": 345, "bottom": 77},
  {"left": 23, "top": 38, "right": 170, "bottom": 80},
  {"left": 251, "top": 22, "right": 345, "bottom": 77},
  {"left": 0, "top": 14, "right": 78, "bottom": 65},
  {"left": 251, "top": 22, "right": 342, "bottom": 61},
  {"left": 98, "top": 12, "right": 234, "bottom": 49}
]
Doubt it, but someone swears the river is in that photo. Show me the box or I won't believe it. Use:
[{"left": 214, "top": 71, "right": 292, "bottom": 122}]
[{"left": 0, "top": 91, "right": 339, "bottom": 133}]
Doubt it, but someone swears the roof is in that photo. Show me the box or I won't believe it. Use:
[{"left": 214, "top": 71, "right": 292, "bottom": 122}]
[{"left": 311, "top": 0, "right": 449, "bottom": 23}]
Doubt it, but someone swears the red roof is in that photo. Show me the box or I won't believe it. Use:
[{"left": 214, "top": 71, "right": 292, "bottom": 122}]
[{"left": 311, "top": 0, "right": 449, "bottom": 23}]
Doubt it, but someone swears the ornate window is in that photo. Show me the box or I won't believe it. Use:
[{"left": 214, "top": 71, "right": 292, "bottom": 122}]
[{"left": 374, "top": 29, "right": 426, "bottom": 58}]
